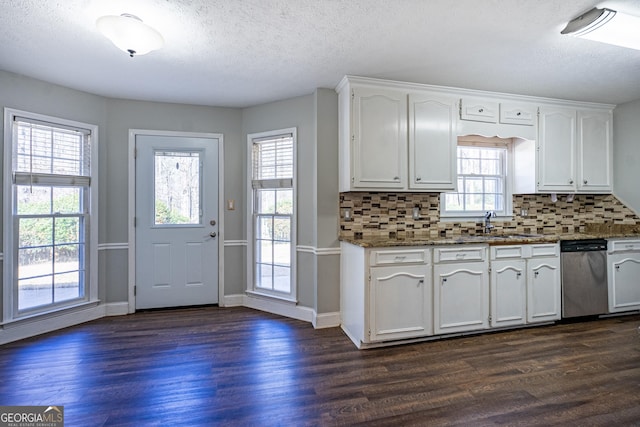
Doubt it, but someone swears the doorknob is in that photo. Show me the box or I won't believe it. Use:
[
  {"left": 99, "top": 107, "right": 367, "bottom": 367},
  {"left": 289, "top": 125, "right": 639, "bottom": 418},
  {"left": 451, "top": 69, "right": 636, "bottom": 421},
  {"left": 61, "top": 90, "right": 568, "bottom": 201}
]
[{"left": 209, "top": 232, "right": 217, "bottom": 238}]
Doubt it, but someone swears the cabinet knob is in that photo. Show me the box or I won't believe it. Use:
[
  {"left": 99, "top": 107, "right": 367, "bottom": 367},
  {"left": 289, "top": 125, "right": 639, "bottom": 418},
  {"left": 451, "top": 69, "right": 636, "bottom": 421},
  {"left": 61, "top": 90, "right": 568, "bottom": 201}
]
[
  {"left": 516, "top": 272, "right": 522, "bottom": 278},
  {"left": 583, "top": 180, "right": 588, "bottom": 184},
  {"left": 418, "top": 279, "right": 424, "bottom": 285},
  {"left": 416, "top": 176, "right": 422, "bottom": 181},
  {"left": 616, "top": 265, "right": 620, "bottom": 271},
  {"left": 442, "top": 278, "right": 447, "bottom": 283},
  {"left": 516, "top": 112, "right": 522, "bottom": 116},
  {"left": 569, "top": 179, "right": 574, "bottom": 184},
  {"left": 478, "top": 108, "right": 484, "bottom": 113},
  {"left": 534, "top": 271, "right": 539, "bottom": 277},
  {"left": 393, "top": 176, "right": 400, "bottom": 181}
]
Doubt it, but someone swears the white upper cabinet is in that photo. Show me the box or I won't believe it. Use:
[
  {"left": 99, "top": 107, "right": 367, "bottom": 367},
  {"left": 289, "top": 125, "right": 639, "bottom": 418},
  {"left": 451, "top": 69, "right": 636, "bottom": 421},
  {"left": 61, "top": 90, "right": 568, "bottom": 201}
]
[
  {"left": 538, "top": 106, "right": 613, "bottom": 194},
  {"left": 351, "top": 86, "right": 407, "bottom": 189},
  {"left": 537, "top": 106, "right": 577, "bottom": 193},
  {"left": 577, "top": 110, "right": 612, "bottom": 192},
  {"left": 460, "top": 98, "right": 498, "bottom": 123},
  {"left": 408, "top": 93, "right": 457, "bottom": 191},
  {"left": 337, "top": 76, "right": 614, "bottom": 194},
  {"left": 500, "top": 103, "right": 536, "bottom": 126}
]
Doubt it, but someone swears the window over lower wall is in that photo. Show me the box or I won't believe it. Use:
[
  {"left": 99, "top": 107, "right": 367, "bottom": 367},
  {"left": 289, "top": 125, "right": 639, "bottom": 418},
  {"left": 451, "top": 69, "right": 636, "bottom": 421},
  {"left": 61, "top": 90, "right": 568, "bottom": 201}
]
[
  {"left": 247, "top": 129, "right": 297, "bottom": 301},
  {"left": 441, "top": 136, "right": 513, "bottom": 219},
  {"left": 3, "top": 110, "right": 99, "bottom": 322}
]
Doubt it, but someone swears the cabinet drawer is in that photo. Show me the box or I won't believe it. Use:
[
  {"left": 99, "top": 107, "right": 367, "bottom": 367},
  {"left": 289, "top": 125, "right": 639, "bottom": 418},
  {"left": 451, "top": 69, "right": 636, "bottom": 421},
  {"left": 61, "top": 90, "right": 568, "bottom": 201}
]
[
  {"left": 460, "top": 99, "right": 498, "bottom": 123},
  {"left": 608, "top": 240, "right": 640, "bottom": 253},
  {"left": 500, "top": 104, "right": 536, "bottom": 126},
  {"left": 529, "top": 244, "right": 559, "bottom": 258},
  {"left": 370, "top": 249, "right": 429, "bottom": 266},
  {"left": 434, "top": 246, "right": 486, "bottom": 263},
  {"left": 491, "top": 245, "right": 524, "bottom": 260}
]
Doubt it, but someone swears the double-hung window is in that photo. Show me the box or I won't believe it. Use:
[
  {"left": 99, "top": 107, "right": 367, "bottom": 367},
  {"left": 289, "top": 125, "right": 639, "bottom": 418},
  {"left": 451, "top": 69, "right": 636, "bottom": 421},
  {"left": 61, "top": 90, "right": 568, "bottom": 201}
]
[
  {"left": 249, "top": 129, "right": 296, "bottom": 300},
  {"left": 441, "top": 137, "right": 511, "bottom": 217},
  {"left": 3, "top": 110, "right": 98, "bottom": 320}
]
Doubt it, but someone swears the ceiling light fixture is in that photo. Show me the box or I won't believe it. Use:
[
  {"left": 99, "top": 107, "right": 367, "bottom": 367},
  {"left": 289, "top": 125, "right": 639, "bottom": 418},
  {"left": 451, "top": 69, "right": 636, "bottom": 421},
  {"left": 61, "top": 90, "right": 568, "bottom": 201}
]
[
  {"left": 561, "top": 7, "right": 640, "bottom": 51},
  {"left": 96, "top": 13, "right": 164, "bottom": 57}
]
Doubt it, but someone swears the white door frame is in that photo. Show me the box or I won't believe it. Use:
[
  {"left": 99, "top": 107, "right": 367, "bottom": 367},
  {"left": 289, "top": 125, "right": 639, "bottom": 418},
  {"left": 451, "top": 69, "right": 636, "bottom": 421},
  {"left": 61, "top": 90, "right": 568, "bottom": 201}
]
[{"left": 127, "top": 129, "right": 225, "bottom": 314}]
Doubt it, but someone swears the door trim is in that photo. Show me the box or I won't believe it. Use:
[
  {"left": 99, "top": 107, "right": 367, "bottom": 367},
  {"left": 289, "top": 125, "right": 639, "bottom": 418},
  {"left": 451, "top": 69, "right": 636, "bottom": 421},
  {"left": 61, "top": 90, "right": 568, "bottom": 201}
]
[{"left": 127, "top": 129, "right": 225, "bottom": 314}]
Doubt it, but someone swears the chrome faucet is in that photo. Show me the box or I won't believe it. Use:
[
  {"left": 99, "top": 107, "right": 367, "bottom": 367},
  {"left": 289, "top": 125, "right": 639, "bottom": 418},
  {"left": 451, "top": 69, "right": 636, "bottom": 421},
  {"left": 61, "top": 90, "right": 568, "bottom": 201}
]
[{"left": 484, "top": 211, "right": 496, "bottom": 234}]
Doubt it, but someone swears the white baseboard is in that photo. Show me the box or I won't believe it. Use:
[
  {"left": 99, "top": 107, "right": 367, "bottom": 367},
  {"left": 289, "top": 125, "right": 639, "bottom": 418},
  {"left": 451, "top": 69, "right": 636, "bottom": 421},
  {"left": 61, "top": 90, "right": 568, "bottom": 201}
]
[
  {"left": 222, "top": 294, "right": 244, "bottom": 307},
  {"left": 0, "top": 304, "right": 105, "bottom": 345},
  {"left": 105, "top": 302, "right": 129, "bottom": 316},
  {"left": 313, "top": 311, "right": 341, "bottom": 329},
  {"left": 243, "top": 293, "right": 314, "bottom": 323}
]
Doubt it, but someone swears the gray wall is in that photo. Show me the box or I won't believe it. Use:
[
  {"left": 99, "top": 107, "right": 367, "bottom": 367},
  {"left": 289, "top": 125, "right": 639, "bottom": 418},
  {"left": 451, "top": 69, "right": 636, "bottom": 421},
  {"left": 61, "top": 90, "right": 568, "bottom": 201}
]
[
  {"left": 104, "top": 99, "right": 244, "bottom": 300},
  {"left": 0, "top": 70, "right": 108, "bottom": 318},
  {"left": 613, "top": 99, "right": 640, "bottom": 214},
  {"left": 1, "top": 69, "right": 341, "bottom": 322},
  {"left": 242, "top": 94, "right": 317, "bottom": 308}
]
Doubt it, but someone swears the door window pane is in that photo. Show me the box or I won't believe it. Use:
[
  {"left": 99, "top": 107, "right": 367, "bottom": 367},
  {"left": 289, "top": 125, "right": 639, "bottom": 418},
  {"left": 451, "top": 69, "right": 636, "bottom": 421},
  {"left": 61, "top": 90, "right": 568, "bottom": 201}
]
[{"left": 154, "top": 151, "right": 201, "bottom": 225}]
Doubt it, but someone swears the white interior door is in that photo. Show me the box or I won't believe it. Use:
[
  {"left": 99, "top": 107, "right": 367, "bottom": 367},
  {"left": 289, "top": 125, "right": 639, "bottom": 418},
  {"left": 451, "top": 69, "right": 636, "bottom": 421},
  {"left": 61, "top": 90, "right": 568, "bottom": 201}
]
[{"left": 135, "top": 134, "right": 219, "bottom": 309}]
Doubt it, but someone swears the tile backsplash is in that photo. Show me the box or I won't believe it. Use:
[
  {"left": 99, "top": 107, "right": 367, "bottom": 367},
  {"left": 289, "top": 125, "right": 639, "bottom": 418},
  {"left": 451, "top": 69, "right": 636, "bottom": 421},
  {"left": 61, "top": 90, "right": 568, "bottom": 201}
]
[{"left": 339, "top": 192, "right": 640, "bottom": 240}]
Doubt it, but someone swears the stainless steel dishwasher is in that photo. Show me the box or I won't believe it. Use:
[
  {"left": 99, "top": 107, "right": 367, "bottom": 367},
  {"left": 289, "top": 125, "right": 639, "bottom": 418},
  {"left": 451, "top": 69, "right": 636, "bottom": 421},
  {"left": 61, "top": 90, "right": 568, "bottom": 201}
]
[{"left": 561, "top": 239, "right": 608, "bottom": 318}]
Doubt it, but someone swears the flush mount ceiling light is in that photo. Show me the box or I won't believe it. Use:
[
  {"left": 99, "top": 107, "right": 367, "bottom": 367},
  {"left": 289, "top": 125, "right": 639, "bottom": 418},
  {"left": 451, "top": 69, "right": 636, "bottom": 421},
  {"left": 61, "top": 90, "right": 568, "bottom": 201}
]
[
  {"left": 561, "top": 7, "right": 640, "bottom": 51},
  {"left": 96, "top": 13, "right": 164, "bottom": 57}
]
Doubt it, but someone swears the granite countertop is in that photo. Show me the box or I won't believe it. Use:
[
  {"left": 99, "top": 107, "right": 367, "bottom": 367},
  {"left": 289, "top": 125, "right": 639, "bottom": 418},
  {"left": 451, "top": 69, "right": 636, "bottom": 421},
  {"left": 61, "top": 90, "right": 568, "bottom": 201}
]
[{"left": 340, "top": 230, "right": 640, "bottom": 248}]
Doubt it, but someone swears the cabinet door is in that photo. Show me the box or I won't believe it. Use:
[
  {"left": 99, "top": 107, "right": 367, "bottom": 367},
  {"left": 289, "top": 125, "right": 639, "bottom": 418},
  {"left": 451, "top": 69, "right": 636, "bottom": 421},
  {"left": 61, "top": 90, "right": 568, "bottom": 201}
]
[
  {"left": 577, "top": 110, "right": 612, "bottom": 193},
  {"left": 369, "top": 265, "right": 432, "bottom": 342},
  {"left": 490, "top": 259, "right": 526, "bottom": 327},
  {"left": 538, "top": 107, "right": 576, "bottom": 192},
  {"left": 527, "top": 257, "right": 561, "bottom": 322},
  {"left": 352, "top": 87, "right": 407, "bottom": 189},
  {"left": 608, "top": 255, "right": 640, "bottom": 313},
  {"left": 408, "top": 93, "right": 457, "bottom": 190},
  {"left": 434, "top": 262, "right": 489, "bottom": 334}
]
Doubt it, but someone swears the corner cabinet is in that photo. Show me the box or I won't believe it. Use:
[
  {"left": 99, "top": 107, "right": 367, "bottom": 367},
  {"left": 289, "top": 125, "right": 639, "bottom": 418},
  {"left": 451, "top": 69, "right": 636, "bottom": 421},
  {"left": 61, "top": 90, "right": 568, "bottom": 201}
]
[
  {"left": 537, "top": 107, "right": 612, "bottom": 193},
  {"left": 337, "top": 77, "right": 457, "bottom": 192},
  {"left": 340, "top": 242, "right": 432, "bottom": 348}
]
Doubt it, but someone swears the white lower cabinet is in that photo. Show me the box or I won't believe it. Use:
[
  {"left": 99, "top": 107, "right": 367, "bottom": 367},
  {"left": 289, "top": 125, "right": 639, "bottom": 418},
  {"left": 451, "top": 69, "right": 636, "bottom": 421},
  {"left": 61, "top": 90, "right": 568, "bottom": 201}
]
[
  {"left": 341, "top": 241, "right": 561, "bottom": 349},
  {"left": 369, "top": 265, "right": 432, "bottom": 342},
  {"left": 340, "top": 242, "right": 431, "bottom": 348},
  {"left": 433, "top": 246, "right": 489, "bottom": 334},
  {"left": 526, "top": 256, "right": 561, "bottom": 322},
  {"left": 490, "top": 244, "right": 561, "bottom": 326},
  {"left": 490, "top": 258, "right": 527, "bottom": 327},
  {"left": 607, "top": 240, "right": 640, "bottom": 313}
]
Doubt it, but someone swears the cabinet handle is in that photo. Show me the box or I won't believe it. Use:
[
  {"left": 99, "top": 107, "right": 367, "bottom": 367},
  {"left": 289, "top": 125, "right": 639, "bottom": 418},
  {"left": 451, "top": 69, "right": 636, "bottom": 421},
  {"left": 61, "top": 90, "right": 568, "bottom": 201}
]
[
  {"left": 393, "top": 176, "right": 400, "bottom": 181},
  {"left": 516, "top": 112, "right": 522, "bottom": 116},
  {"left": 583, "top": 180, "right": 588, "bottom": 184},
  {"left": 418, "top": 279, "right": 424, "bottom": 285},
  {"left": 478, "top": 108, "right": 484, "bottom": 113},
  {"left": 569, "top": 179, "right": 574, "bottom": 184},
  {"left": 416, "top": 176, "right": 422, "bottom": 181}
]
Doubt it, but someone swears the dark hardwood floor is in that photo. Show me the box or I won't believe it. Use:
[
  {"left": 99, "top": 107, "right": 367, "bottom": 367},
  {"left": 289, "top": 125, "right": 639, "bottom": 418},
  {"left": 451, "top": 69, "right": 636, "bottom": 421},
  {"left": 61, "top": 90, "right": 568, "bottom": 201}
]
[{"left": 1, "top": 307, "right": 639, "bottom": 426}]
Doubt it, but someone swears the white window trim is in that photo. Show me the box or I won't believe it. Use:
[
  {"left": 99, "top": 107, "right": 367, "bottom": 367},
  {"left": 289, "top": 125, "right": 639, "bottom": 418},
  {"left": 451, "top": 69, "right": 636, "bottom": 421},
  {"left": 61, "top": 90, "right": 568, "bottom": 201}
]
[
  {"left": 2, "top": 108, "right": 99, "bottom": 324},
  {"left": 440, "top": 140, "right": 514, "bottom": 221},
  {"left": 246, "top": 128, "right": 297, "bottom": 302}
]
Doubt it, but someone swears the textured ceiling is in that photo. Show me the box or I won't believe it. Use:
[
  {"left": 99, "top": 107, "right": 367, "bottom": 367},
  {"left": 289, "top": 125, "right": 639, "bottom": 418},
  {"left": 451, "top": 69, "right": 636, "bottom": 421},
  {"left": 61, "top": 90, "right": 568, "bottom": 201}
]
[{"left": 1, "top": 0, "right": 639, "bottom": 108}]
